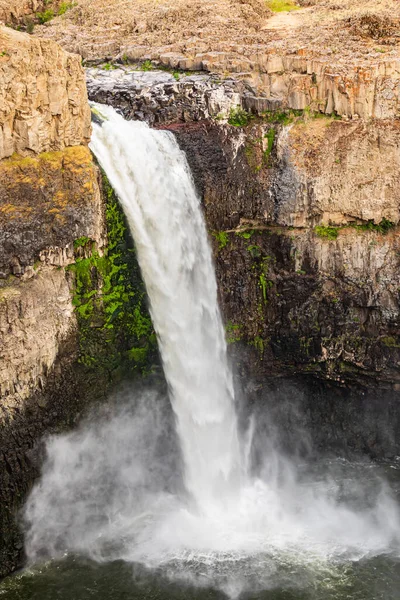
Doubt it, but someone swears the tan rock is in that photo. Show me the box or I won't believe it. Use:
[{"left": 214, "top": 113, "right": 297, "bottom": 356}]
[
  {"left": 274, "top": 118, "right": 400, "bottom": 226},
  {"left": 0, "top": 26, "right": 91, "bottom": 160},
  {"left": 0, "top": 268, "right": 77, "bottom": 408}
]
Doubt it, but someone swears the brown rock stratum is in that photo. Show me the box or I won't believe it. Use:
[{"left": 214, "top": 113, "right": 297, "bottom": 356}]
[
  {"left": 0, "top": 26, "right": 91, "bottom": 160},
  {"left": 14, "top": 0, "right": 398, "bottom": 119},
  {"left": 29, "top": 0, "right": 400, "bottom": 66}
]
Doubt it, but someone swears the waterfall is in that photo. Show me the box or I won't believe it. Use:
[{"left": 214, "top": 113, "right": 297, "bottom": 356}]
[
  {"left": 23, "top": 104, "right": 400, "bottom": 596},
  {"left": 89, "top": 104, "right": 242, "bottom": 510}
]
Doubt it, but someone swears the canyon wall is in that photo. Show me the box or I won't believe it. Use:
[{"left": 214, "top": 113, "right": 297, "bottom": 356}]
[
  {"left": 0, "top": 27, "right": 156, "bottom": 576},
  {"left": 87, "top": 67, "right": 400, "bottom": 457}
]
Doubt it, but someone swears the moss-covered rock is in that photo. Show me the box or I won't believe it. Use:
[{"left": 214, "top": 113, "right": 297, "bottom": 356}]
[{"left": 68, "top": 170, "right": 158, "bottom": 378}]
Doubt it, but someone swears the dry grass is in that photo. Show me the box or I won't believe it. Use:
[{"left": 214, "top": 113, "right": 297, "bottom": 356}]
[{"left": 29, "top": 0, "right": 400, "bottom": 65}]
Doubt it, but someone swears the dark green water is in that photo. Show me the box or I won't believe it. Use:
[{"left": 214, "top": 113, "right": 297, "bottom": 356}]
[{"left": 1, "top": 554, "right": 400, "bottom": 600}]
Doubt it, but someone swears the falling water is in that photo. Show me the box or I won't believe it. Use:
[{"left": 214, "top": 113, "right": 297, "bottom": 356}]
[
  {"left": 90, "top": 104, "right": 242, "bottom": 509},
  {"left": 22, "top": 103, "right": 400, "bottom": 598}
]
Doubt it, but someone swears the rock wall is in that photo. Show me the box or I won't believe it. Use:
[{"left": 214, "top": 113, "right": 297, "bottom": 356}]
[
  {"left": 169, "top": 117, "right": 400, "bottom": 457},
  {"left": 0, "top": 27, "right": 91, "bottom": 160},
  {"left": 86, "top": 69, "right": 400, "bottom": 398},
  {"left": 0, "top": 28, "right": 158, "bottom": 577},
  {"left": 168, "top": 119, "right": 400, "bottom": 387},
  {"left": 0, "top": 27, "right": 101, "bottom": 577},
  {"left": 0, "top": 0, "right": 40, "bottom": 26}
]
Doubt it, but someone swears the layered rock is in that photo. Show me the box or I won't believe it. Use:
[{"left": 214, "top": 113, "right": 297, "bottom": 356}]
[
  {"left": 0, "top": 0, "right": 40, "bottom": 26},
  {"left": 0, "top": 146, "right": 104, "bottom": 278},
  {"left": 0, "top": 27, "right": 104, "bottom": 577},
  {"left": 33, "top": 0, "right": 400, "bottom": 119},
  {"left": 0, "top": 26, "right": 91, "bottom": 160},
  {"left": 87, "top": 68, "right": 245, "bottom": 125}
]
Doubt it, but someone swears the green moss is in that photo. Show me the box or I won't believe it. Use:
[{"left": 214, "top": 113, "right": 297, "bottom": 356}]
[
  {"left": 36, "top": 9, "right": 54, "bottom": 23},
  {"left": 267, "top": 0, "right": 299, "bottom": 12},
  {"left": 228, "top": 106, "right": 252, "bottom": 127},
  {"left": 251, "top": 336, "right": 266, "bottom": 354},
  {"left": 381, "top": 336, "right": 400, "bottom": 348},
  {"left": 225, "top": 321, "right": 242, "bottom": 344},
  {"left": 351, "top": 218, "right": 394, "bottom": 234},
  {"left": 247, "top": 244, "right": 262, "bottom": 258},
  {"left": 69, "top": 171, "right": 157, "bottom": 377},
  {"left": 73, "top": 236, "right": 91, "bottom": 249},
  {"left": 212, "top": 231, "right": 229, "bottom": 250},
  {"left": 236, "top": 229, "right": 254, "bottom": 240},
  {"left": 263, "top": 128, "right": 276, "bottom": 164},
  {"left": 314, "top": 225, "right": 339, "bottom": 240},
  {"left": 259, "top": 272, "right": 273, "bottom": 303}
]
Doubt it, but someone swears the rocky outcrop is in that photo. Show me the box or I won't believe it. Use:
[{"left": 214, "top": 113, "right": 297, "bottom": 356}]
[
  {"left": 86, "top": 68, "right": 247, "bottom": 125},
  {"left": 34, "top": 0, "right": 400, "bottom": 119},
  {"left": 167, "top": 118, "right": 400, "bottom": 390},
  {"left": 0, "top": 26, "right": 91, "bottom": 160},
  {"left": 0, "top": 0, "right": 39, "bottom": 25},
  {"left": 0, "top": 146, "right": 104, "bottom": 278},
  {"left": 0, "top": 27, "right": 103, "bottom": 577},
  {"left": 87, "top": 61, "right": 400, "bottom": 132}
]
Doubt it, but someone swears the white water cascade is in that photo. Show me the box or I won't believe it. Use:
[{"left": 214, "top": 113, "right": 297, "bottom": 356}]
[
  {"left": 90, "top": 104, "right": 243, "bottom": 510},
  {"left": 24, "top": 103, "right": 400, "bottom": 598}
]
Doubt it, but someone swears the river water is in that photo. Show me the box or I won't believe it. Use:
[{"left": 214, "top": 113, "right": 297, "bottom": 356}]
[
  {"left": 1, "top": 105, "right": 400, "bottom": 599},
  {"left": 1, "top": 456, "right": 400, "bottom": 599}
]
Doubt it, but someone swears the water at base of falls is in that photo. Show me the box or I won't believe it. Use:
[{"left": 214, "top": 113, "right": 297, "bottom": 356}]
[{"left": 15, "top": 104, "right": 400, "bottom": 599}]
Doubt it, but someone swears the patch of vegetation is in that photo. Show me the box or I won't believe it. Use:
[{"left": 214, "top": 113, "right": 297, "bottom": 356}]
[
  {"left": 102, "top": 62, "right": 117, "bottom": 71},
  {"left": 225, "top": 321, "right": 243, "bottom": 344},
  {"left": 36, "top": 9, "right": 54, "bottom": 23},
  {"left": 68, "top": 171, "right": 157, "bottom": 377},
  {"left": 314, "top": 225, "right": 339, "bottom": 240},
  {"left": 247, "top": 244, "right": 262, "bottom": 258},
  {"left": 58, "top": 1, "right": 75, "bottom": 15},
  {"left": 251, "top": 336, "right": 266, "bottom": 354},
  {"left": 267, "top": 0, "right": 299, "bottom": 12},
  {"left": 259, "top": 272, "right": 273, "bottom": 303},
  {"left": 228, "top": 106, "right": 252, "bottom": 127},
  {"left": 235, "top": 229, "right": 254, "bottom": 240},
  {"left": 263, "top": 128, "right": 276, "bottom": 163},
  {"left": 73, "top": 236, "right": 91, "bottom": 250},
  {"left": 140, "top": 60, "right": 153, "bottom": 72},
  {"left": 313, "top": 218, "right": 395, "bottom": 243},
  {"left": 212, "top": 231, "right": 229, "bottom": 250},
  {"left": 351, "top": 218, "right": 394, "bottom": 235},
  {"left": 381, "top": 337, "right": 400, "bottom": 349}
]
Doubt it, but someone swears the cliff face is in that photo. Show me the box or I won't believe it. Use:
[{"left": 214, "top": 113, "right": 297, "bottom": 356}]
[
  {"left": 171, "top": 119, "right": 400, "bottom": 385},
  {"left": 0, "top": 29, "right": 157, "bottom": 578},
  {"left": 0, "top": 27, "right": 91, "bottom": 160},
  {"left": 86, "top": 68, "right": 400, "bottom": 397},
  {"left": 0, "top": 27, "right": 101, "bottom": 577}
]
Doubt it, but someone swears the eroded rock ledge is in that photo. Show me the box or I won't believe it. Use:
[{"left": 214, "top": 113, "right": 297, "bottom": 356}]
[{"left": 0, "top": 27, "right": 91, "bottom": 160}]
